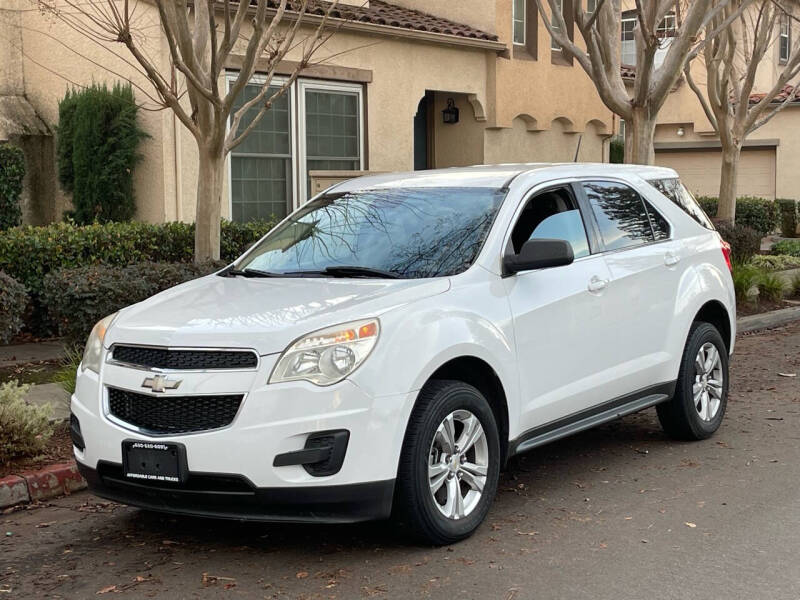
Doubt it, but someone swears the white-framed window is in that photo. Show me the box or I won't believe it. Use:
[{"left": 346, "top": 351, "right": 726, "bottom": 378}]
[
  {"left": 621, "top": 15, "right": 637, "bottom": 65},
  {"left": 780, "top": 12, "right": 791, "bottom": 64},
  {"left": 513, "top": 0, "right": 526, "bottom": 45},
  {"left": 551, "top": 0, "right": 564, "bottom": 51},
  {"left": 586, "top": 0, "right": 596, "bottom": 14},
  {"left": 227, "top": 74, "right": 364, "bottom": 222},
  {"left": 657, "top": 13, "right": 677, "bottom": 38}
]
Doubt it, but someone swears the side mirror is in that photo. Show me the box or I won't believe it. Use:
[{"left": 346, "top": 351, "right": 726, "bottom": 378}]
[{"left": 503, "top": 238, "right": 574, "bottom": 275}]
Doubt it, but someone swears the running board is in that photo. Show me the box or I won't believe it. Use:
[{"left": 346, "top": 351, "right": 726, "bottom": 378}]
[{"left": 509, "top": 382, "right": 674, "bottom": 458}]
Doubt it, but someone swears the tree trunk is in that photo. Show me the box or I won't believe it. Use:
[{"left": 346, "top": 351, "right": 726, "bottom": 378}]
[
  {"left": 716, "top": 145, "right": 741, "bottom": 225},
  {"left": 194, "top": 143, "right": 224, "bottom": 263},
  {"left": 624, "top": 107, "right": 657, "bottom": 165}
]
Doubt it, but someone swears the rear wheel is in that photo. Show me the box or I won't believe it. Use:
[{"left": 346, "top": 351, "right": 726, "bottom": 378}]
[
  {"left": 394, "top": 380, "right": 500, "bottom": 545},
  {"left": 657, "top": 322, "right": 729, "bottom": 440}
]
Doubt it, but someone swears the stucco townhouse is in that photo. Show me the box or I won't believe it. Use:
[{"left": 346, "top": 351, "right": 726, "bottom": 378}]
[
  {"left": 616, "top": 1, "right": 800, "bottom": 200},
  {"left": 0, "top": 0, "right": 614, "bottom": 226}
]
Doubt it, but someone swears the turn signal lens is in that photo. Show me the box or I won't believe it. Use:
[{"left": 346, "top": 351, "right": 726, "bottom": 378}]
[{"left": 269, "top": 319, "right": 380, "bottom": 386}]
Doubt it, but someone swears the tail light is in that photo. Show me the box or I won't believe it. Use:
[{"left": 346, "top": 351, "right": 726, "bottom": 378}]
[{"left": 719, "top": 238, "right": 733, "bottom": 272}]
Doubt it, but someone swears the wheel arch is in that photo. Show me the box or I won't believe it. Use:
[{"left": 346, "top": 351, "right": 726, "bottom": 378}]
[
  {"left": 693, "top": 300, "right": 733, "bottom": 353},
  {"left": 422, "top": 356, "right": 511, "bottom": 465}
]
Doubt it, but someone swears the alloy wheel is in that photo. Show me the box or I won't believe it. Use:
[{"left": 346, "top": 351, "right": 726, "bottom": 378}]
[
  {"left": 693, "top": 342, "right": 724, "bottom": 421},
  {"left": 427, "top": 409, "right": 489, "bottom": 520}
]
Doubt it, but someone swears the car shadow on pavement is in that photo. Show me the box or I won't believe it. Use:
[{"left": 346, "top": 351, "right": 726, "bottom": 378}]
[{"left": 105, "top": 408, "right": 685, "bottom": 553}]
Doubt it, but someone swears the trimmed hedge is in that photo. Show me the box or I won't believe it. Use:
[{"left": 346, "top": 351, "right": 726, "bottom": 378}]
[
  {"left": 773, "top": 239, "right": 800, "bottom": 257},
  {"left": 0, "top": 219, "right": 274, "bottom": 333},
  {"left": 0, "top": 143, "right": 25, "bottom": 231},
  {"left": 0, "top": 271, "right": 27, "bottom": 344},
  {"left": 715, "top": 222, "right": 762, "bottom": 265},
  {"left": 57, "top": 83, "right": 147, "bottom": 224},
  {"left": 42, "top": 261, "right": 224, "bottom": 345},
  {"left": 776, "top": 199, "right": 798, "bottom": 238},
  {"left": 695, "top": 196, "right": 779, "bottom": 235}
]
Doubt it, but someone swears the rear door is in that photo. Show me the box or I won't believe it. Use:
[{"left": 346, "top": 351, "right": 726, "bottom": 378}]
[{"left": 578, "top": 178, "right": 680, "bottom": 395}]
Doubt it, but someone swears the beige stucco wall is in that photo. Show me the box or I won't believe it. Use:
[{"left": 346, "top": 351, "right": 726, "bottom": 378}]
[
  {"left": 16, "top": 0, "right": 614, "bottom": 225},
  {"left": 19, "top": 1, "right": 170, "bottom": 223}
]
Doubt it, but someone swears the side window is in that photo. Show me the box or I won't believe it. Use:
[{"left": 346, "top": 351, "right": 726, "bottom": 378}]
[
  {"left": 583, "top": 181, "right": 654, "bottom": 251},
  {"left": 648, "top": 178, "right": 715, "bottom": 230},
  {"left": 510, "top": 187, "right": 590, "bottom": 259},
  {"left": 645, "top": 200, "right": 670, "bottom": 240}
]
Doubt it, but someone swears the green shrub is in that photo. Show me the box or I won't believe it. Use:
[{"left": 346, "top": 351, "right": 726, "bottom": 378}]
[
  {"left": 0, "top": 219, "right": 274, "bottom": 333},
  {"left": 772, "top": 239, "right": 800, "bottom": 257},
  {"left": 0, "top": 381, "right": 53, "bottom": 464},
  {"left": 791, "top": 273, "right": 800, "bottom": 297},
  {"left": 694, "top": 196, "right": 779, "bottom": 235},
  {"left": 57, "top": 83, "right": 147, "bottom": 224},
  {"left": 731, "top": 264, "right": 760, "bottom": 304},
  {"left": 715, "top": 222, "right": 762, "bottom": 265},
  {"left": 757, "top": 272, "right": 786, "bottom": 303},
  {"left": 42, "top": 261, "right": 224, "bottom": 345},
  {"left": 0, "top": 271, "right": 28, "bottom": 344},
  {"left": 53, "top": 346, "right": 83, "bottom": 400},
  {"left": 776, "top": 199, "right": 798, "bottom": 238},
  {"left": 610, "top": 139, "right": 624, "bottom": 164},
  {"left": 750, "top": 254, "right": 800, "bottom": 271},
  {"left": 0, "top": 143, "right": 25, "bottom": 230}
]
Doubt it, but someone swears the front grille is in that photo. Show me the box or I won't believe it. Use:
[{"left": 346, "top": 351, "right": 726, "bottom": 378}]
[
  {"left": 111, "top": 346, "right": 258, "bottom": 370},
  {"left": 107, "top": 388, "right": 244, "bottom": 434}
]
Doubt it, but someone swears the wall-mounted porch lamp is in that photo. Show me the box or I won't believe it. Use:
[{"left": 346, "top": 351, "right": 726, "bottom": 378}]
[{"left": 442, "top": 98, "right": 460, "bottom": 124}]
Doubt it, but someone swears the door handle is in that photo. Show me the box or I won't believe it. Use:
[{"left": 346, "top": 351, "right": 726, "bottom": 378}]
[
  {"left": 664, "top": 252, "right": 680, "bottom": 267},
  {"left": 587, "top": 276, "right": 608, "bottom": 293}
]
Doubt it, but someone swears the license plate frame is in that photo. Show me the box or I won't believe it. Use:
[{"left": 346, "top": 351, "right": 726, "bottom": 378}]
[{"left": 122, "top": 439, "right": 187, "bottom": 484}]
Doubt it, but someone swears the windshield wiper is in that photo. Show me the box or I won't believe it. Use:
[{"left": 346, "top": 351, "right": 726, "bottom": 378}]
[
  {"left": 219, "top": 267, "right": 283, "bottom": 278},
  {"left": 285, "top": 266, "right": 401, "bottom": 279}
]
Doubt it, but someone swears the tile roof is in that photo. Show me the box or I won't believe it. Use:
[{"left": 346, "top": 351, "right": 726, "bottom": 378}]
[
  {"left": 749, "top": 84, "right": 800, "bottom": 105},
  {"left": 263, "top": 1, "right": 499, "bottom": 42}
]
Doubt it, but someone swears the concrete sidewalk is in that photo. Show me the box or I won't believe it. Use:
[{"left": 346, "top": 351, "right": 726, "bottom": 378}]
[
  {"left": 24, "top": 382, "right": 70, "bottom": 422},
  {"left": 0, "top": 341, "right": 64, "bottom": 369}
]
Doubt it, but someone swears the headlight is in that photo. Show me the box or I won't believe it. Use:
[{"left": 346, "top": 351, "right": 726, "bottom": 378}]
[
  {"left": 81, "top": 313, "right": 117, "bottom": 374},
  {"left": 269, "top": 318, "right": 380, "bottom": 386}
]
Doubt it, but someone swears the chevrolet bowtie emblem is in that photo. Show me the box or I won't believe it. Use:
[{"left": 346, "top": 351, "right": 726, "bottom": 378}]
[{"left": 142, "top": 375, "right": 182, "bottom": 393}]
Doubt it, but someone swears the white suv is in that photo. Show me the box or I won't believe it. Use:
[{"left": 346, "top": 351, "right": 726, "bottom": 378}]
[{"left": 71, "top": 164, "right": 735, "bottom": 544}]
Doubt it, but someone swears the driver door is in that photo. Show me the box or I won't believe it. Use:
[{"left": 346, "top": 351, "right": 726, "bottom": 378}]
[{"left": 503, "top": 183, "right": 619, "bottom": 434}]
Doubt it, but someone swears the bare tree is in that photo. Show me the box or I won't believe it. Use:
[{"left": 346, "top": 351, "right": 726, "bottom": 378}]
[
  {"left": 685, "top": 0, "right": 800, "bottom": 223},
  {"left": 37, "top": 0, "right": 340, "bottom": 261},
  {"left": 536, "top": 0, "right": 752, "bottom": 164}
]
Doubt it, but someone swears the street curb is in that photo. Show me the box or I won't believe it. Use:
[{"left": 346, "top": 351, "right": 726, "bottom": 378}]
[
  {"left": 0, "top": 462, "right": 86, "bottom": 509},
  {"left": 737, "top": 305, "right": 800, "bottom": 333}
]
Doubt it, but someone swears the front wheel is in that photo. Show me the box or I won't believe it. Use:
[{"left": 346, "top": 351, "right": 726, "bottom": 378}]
[
  {"left": 657, "top": 322, "right": 729, "bottom": 440},
  {"left": 394, "top": 380, "right": 500, "bottom": 545}
]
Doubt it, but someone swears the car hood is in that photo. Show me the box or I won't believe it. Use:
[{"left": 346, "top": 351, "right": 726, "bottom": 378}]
[{"left": 104, "top": 274, "right": 451, "bottom": 355}]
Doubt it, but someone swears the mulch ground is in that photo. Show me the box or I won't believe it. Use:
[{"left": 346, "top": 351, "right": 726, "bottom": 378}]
[
  {"left": 737, "top": 297, "right": 799, "bottom": 317},
  {"left": 0, "top": 423, "right": 74, "bottom": 479}
]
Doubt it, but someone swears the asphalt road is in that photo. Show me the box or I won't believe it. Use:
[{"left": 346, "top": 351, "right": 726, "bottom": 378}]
[{"left": 2, "top": 323, "right": 799, "bottom": 600}]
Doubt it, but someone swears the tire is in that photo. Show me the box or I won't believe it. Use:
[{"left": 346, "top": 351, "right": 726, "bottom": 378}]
[
  {"left": 394, "top": 380, "right": 501, "bottom": 545},
  {"left": 657, "top": 321, "right": 729, "bottom": 440}
]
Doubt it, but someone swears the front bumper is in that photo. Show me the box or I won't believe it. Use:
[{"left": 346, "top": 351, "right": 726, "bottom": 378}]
[
  {"left": 72, "top": 352, "right": 417, "bottom": 522},
  {"left": 78, "top": 461, "right": 394, "bottom": 523}
]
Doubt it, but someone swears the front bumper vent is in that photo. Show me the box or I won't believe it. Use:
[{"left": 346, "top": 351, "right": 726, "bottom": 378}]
[
  {"left": 111, "top": 346, "right": 258, "bottom": 371},
  {"left": 107, "top": 388, "right": 244, "bottom": 434}
]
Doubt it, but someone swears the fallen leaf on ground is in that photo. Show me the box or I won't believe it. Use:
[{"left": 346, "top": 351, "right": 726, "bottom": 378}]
[
  {"left": 96, "top": 585, "right": 117, "bottom": 594},
  {"left": 778, "top": 373, "right": 796, "bottom": 377},
  {"left": 685, "top": 522, "right": 697, "bottom": 528},
  {"left": 296, "top": 571, "right": 309, "bottom": 579}
]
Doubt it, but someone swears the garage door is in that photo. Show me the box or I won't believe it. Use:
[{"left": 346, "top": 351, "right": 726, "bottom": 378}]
[{"left": 655, "top": 147, "right": 776, "bottom": 199}]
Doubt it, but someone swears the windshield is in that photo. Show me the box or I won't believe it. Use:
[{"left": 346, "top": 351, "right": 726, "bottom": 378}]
[{"left": 236, "top": 187, "right": 506, "bottom": 279}]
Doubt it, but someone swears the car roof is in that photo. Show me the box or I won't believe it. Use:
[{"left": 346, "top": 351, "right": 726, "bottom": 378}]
[{"left": 330, "top": 163, "right": 680, "bottom": 193}]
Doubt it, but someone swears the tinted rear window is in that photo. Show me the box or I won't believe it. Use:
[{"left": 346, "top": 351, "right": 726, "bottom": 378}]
[{"left": 648, "top": 178, "right": 715, "bottom": 230}]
